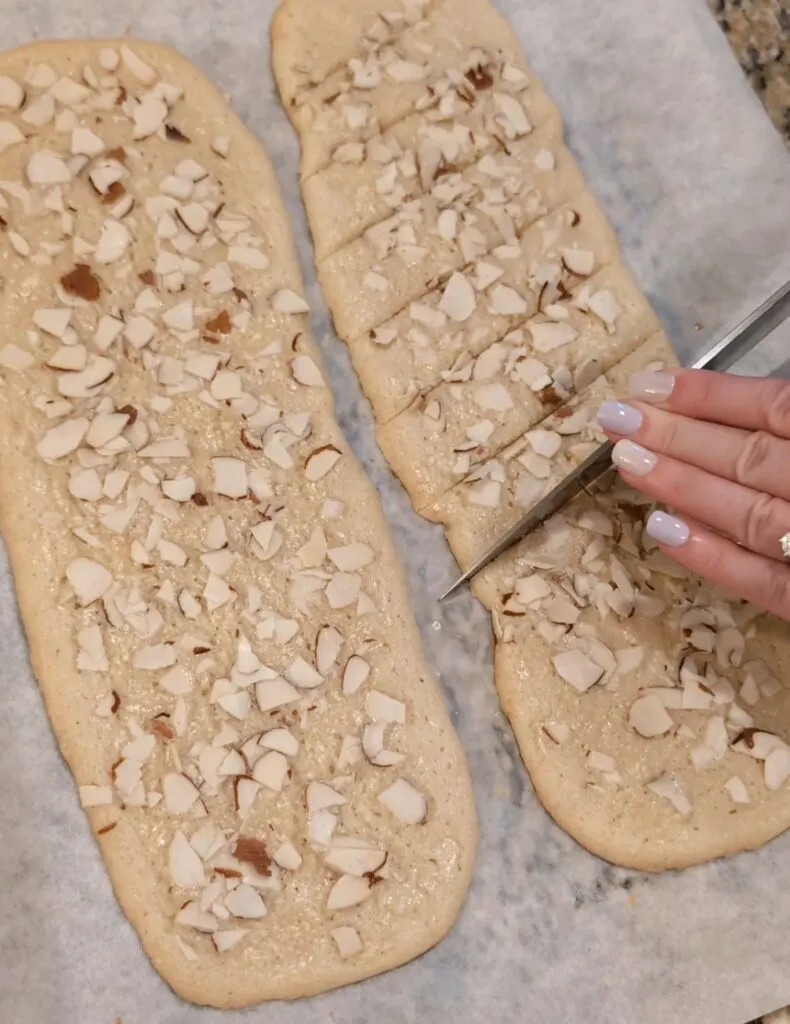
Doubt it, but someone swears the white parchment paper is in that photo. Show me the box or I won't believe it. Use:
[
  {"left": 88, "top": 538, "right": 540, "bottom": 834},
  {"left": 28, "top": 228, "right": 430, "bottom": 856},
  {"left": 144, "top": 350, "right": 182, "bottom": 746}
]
[{"left": 2, "top": 1, "right": 790, "bottom": 1022}]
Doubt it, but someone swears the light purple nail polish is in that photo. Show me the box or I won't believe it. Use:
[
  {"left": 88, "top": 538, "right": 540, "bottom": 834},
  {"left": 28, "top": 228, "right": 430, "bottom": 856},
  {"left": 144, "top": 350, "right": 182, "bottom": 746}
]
[
  {"left": 646, "top": 511, "right": 690, "bottom": 547},
  {"left": 629, "top": 370, "right": 675, "bottom": 403},
  {"left": 612, "top": 439, "right": 657, "bottom": 476},
  {"left": 597, "top": 400, "right": 643, "bottom": 435}
]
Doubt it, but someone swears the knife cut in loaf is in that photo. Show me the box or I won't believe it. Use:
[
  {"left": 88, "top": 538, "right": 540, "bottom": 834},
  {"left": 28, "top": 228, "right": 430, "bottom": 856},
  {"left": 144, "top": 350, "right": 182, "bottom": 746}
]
[
  {"left": 272, "top": 0, "right": 790, "bottom": 871},
  {"left": 0, "top": 38, "right": 476, "bottom": 1007}
]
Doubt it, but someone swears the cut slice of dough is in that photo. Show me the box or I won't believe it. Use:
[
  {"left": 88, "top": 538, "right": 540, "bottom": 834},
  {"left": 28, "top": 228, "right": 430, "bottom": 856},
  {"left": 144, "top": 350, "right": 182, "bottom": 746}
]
[
  {"left": 341, "top": 191, "right": 624, "bottom": 425},
  {"left": 273, "top": 0, "right": 790, "bottom": 871},
  {"left": 301, "top": 60, "right": 562, "bottom": 260},
  {"left": 0, "top": 39, "right": 476, "bottom": 1008},
  {"left": 376, "top": 264, "right": 659, "bottom": 511},
  {"left": 272, "top": 0, "right": 553, "bottom": 178},
  {"left": 315, "top": 123, "right": 588, "bottom": 341}
]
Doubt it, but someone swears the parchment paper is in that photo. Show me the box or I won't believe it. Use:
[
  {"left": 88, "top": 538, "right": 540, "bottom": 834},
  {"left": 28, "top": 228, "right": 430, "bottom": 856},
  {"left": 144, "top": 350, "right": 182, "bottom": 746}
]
[{"left": 2, "top": 1, "right": 790, "bottom": 1023}]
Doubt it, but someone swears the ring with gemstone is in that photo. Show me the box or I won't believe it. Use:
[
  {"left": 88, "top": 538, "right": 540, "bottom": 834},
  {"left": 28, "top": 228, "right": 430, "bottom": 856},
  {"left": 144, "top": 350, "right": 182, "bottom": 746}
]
[{"left": 782, "top": 533, "right": 790, "bottom": 560}]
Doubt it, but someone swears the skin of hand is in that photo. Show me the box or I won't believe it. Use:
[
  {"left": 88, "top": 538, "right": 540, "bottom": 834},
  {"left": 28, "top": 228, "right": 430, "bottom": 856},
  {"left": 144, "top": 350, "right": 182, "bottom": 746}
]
[{"left": 595, "top": 368, "right": 790, "bottom": 622}]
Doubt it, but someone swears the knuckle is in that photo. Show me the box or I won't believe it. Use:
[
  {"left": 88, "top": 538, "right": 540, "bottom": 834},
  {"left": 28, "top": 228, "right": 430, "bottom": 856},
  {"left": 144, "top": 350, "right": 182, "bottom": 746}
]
[
  {"left": 742, "top": 493, "right": 785, "bottom": 552},
  {"left": 765, "top": 380, "right": 790, "bottom": 437},
  {"left": 649, "top": 412, "right": 681, "bottom": 456},
  {"left": 734, "top": 430, "right": 773, "bottom": 485},
  {"left": 756, "top": 565, "right": 790, "bottom": 618}
]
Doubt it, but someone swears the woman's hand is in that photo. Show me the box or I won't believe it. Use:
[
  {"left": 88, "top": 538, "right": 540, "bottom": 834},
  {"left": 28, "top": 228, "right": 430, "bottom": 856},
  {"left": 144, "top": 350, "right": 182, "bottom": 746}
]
[{"left": 596, "top": 369, "right": 790, "bottom": 621}]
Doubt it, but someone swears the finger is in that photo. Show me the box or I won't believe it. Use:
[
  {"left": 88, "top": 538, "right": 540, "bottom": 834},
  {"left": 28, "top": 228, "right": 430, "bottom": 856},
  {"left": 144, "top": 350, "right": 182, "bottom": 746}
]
[
  {"left": 627, "top": 367, "right": 790, "bottom": 440},
  {"left": 597, "top": 400, "right": 790, "bottom": 503},
  {"left": 611, "top": 439, "right": 790, "bottom": 562},
  {"left": 644, "top": 510, "right": 790, "bottom": 621}
]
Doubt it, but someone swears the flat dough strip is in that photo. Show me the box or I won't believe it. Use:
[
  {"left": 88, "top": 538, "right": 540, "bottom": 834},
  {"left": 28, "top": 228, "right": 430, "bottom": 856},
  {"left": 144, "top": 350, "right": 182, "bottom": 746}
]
[
  {"left": 273, "top": 0, "right": 790, "bottom": 871},
  {"left": 0, "top": 39, "right": 476, "bottom": 1006},
  {"left": 274, "top": 0, "right": 548, "bottom": 178}
]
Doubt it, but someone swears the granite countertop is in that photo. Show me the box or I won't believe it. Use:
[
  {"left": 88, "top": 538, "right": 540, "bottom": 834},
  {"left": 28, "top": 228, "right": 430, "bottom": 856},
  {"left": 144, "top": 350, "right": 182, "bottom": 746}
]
[{"left": 708, "top": 0, "right": 790, "bottom": 143}]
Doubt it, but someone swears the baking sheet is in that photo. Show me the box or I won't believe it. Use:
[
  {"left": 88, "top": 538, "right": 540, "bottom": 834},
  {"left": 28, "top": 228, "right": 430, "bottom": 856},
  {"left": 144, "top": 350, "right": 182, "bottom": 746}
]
[{"left": 2, "top": 0, "right": 790, "bottom": 1022}]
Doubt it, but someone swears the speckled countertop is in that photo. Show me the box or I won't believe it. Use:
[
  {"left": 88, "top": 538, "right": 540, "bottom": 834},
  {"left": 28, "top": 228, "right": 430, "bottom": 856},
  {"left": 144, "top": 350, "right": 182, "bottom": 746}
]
[{"left": 707, "top": 0, "right": 790, "bottom": 143}]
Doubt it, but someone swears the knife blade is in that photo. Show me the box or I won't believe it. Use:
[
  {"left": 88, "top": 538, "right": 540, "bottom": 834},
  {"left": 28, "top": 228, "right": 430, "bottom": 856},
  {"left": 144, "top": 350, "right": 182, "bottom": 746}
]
[{"left": 440, "top": 276, "right": 790, "bottom": 601}]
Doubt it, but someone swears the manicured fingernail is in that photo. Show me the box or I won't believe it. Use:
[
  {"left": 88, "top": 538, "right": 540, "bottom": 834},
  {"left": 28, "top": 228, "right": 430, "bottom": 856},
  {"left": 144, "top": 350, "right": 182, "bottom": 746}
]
[
  {"left": 612, "top": 439, "right": 657, "bottom": 476},
  {"left": 629, "top": 370, "right": 675, "bottom": 403},
  {"left": 646, "top": 510, "right": 690, "bottom": 547},
  {"left": 597, "top": 400, "right": 643, "bottom": 435}
]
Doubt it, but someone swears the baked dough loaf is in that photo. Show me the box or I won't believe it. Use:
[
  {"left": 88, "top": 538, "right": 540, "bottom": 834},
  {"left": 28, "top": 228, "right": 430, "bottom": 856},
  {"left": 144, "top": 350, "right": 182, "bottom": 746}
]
[
  {"left": 272, "top": 0, "right": 790, "bottom": 871},
  {"left": 0, "top": 38, "right": 476, "bottom": 1007}
]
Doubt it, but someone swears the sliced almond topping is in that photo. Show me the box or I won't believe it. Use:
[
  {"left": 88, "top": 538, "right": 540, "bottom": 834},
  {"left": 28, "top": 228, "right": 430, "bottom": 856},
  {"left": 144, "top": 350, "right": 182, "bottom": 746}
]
[
  {"left": 176, "top": 902, "right": 217, "bottom": 932},
  {"left": 316, "top": 625, "right": 343, "bottom": 676},
  {"left": 342, "top": 655, "right": 371, "bottom": 695},
  {"left": 94, "top": 220, "right": 130, "bottom": 264},
  {"left": 325, "top": 841, "right": 386, "bottom": 877},
  {"left": 225, "top": 884, "right": 267, "bottom": 919},
  {"left": 37, "top": 417, "right": 89, "bottom": 460},
  {"left": 273, "top": 841, "right": 302, "bottom": 871},
  {"left": 285, "top": 656, "right": 324, "bottom": 689},
  {"left": 228, "top": 246, "right": 269, "bottom": 270},
  {"left": 488, "top": 284, "right": 527, "bottom": 316},
  {"left": 724, "top": 776, "right": 750, "bottom": 805},
  {"left": 66, "top": 557, "right": 113, "bottom": 605},
  {"left": 120, "top": 45, "right": 157, "bottom": 85},
  {"left": 213, "top": 929, "right": 249, "bottom": 953},
  {"left": 378, "top": 779, "right": 427, "bottom": 824},
  {"left": 560, "top": 248, "right": 595, "bottom": 276},
  {"left": 328, "top": 543, "right": 373, "bottom": 572},
  {"left": 27, "top": 150, "right": 71, "bottom": 186},
  {"left": 331, "top": 926, "right": 363, "bottom": 959},
  {"left": 647, "top": 774, "right": 691, "bottom": 816},
  {"left": 133, "top": 94, "right": 168, "bottom": 139},
  {"left": 366, "top": 690, "right": 405, "bottom": 723},
  {"left": 163, "top": 299, "right": 194, "bottom": 332},
  {"left": 326, "top": 874, "right": 372, "bottom": 911},
  {"left": 291, "top": 354, "right": 324, "bottom": 387},
  {"left": 326, "top": 572, "right": 361, "bottom": 609},
  {"left": 765, "top": 746, "right": 790, "bottom": 791},
  {"left": 439, "top": 272, "right": 476, "bottom": 322},
  {"left": 306, "top": 781, "right": 346, "bottom": 813},
  {"left": 163, "top": 773, "right": 201, "bottom": 814},
  {"left": 305, "top": 445, "right": 342, "bottom": 481},
  {"left": 0, "top": 76, "right": 24, "bottom": 111},
  {"left": 552, "top": 650, "right": 604, "bottom": 692},
  {"left": 260, "top": 728, "right": 299, "bottom": 756},
  {"left": 272, "top": 289, "right": 309, "bottom": 314},
  {"left": 169, "top": 831, "right": 205, "bottom": 888},
  {"left": 79, "top": 784, "right": 114, "bottom": 808},
  {"left": 362, "top": 722, "right": 403, "bottom": 767},
  {"left": 134, "top": 644, "right": 177, "bottom": 670},
  {"left": 160, "top": 665, "right": 192, "bottom": 696},
  {"left": 529, "top": 321, "right": 578, "bottom": 352},
  {"left": 212, "top": 457, "right": 248, "bottom": 499},
  {"left": 628, "top": 693, "right": 674, "bottom": 738}
]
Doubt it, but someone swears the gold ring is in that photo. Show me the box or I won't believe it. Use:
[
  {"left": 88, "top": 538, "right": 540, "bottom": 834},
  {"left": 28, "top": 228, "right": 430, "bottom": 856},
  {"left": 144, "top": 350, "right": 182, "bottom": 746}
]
[{"left": 782, "top": 533, "right": 790, "bottom": 559}]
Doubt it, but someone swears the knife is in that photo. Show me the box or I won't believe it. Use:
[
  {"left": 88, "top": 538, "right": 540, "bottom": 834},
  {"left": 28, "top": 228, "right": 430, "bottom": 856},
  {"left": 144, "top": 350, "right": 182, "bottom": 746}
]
[{"left": 440, "top": 276, "right": 790, "bottom": 601}]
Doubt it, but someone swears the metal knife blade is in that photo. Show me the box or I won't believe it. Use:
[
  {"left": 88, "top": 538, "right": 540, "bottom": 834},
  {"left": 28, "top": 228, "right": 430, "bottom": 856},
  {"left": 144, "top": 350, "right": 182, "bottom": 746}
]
[{"left": 440, "top": 276, "right": 790, "bottom": 601}]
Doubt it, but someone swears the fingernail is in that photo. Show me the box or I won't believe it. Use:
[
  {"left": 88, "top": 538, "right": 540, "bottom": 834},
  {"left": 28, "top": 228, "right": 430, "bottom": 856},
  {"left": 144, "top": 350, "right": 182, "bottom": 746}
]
[
  {"left": 629, "top": 370, "right": 675, "bottom": 403},
  {"left": 597, "top": 400, "right": 643, "bottom": 435},
  {"left": 612, "top": 439, "right": 657, "bottom": 476},
  {"left": 646, "top": 510, "right": 690, "bottom": 547}
]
